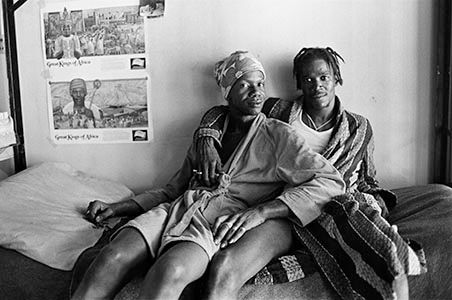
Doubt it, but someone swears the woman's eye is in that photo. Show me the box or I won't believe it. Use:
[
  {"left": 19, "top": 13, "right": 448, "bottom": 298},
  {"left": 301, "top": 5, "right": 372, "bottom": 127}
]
[
  {"left": 304, "top": 78, "right": 312, "bottom": 83},
  {"left": 321, "top": 75, "right": 330, "bottom": 81}
]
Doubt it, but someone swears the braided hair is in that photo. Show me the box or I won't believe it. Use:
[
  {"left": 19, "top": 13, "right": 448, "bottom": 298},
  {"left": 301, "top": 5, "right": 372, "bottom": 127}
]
[{"left": 293, "top": 47, "right": 345, "bottom": 89}]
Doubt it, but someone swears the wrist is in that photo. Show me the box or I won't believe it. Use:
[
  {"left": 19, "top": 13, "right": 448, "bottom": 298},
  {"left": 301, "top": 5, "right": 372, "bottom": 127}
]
[
  {"left": 196, "top": 136, "right": 214, "bottom": 152},
  {"left": 110, "top": 202, "right": 123, "bottom": 216},
  {"left": 198, "top": 131, "right": 222, "bottom": 148},
  {"left": 256, "top": 205, "right": 270, "bottom": 221},
  {"left": 113, "top": 199, "right": 143, "bottom": 217},
  {"left": 257, "top": 200, "right": 290, "bottom": 220}
]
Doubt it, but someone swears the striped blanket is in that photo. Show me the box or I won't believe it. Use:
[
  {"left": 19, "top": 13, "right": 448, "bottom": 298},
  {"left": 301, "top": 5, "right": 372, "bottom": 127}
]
[{"left": 195, "top": 97, "right": 426, "bottom": 299}]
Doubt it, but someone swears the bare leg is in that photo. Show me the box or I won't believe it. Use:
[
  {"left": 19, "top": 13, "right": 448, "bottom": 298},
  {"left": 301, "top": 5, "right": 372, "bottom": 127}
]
[
  {"left": 139, "top": 241, "right": 209, "bottom": 300},
  {"left": 71, "top": 228, "right": 150, "bottom": 300},
  {"left": 204, "top": 219, "right": 292, "bottom": 300}
]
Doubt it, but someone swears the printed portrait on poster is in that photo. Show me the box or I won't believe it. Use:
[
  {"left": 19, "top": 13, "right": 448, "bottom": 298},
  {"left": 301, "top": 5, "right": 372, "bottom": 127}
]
[
  {"left": 42, "top": 4, "right": 145, "bottom": 60},
  {"left": 50, "top": 77, "right": 148, "bottom": 130},
  {"left": 48, "top": 76, "right": 151, "bottom": 144}
]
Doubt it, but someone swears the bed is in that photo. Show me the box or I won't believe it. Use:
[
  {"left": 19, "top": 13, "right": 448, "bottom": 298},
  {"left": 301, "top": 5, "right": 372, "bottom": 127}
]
[{"left": 1, "top": 162, "right": 452, "bottom": 300}]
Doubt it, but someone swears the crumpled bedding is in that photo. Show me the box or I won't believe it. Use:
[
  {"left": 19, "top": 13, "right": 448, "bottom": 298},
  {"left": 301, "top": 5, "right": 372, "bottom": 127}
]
[
  {"left": 0, "top": 162, "right": 133, "bottom": 270},
  {"left": 0, "top": 183, "right": 451, "bottom": 300}
]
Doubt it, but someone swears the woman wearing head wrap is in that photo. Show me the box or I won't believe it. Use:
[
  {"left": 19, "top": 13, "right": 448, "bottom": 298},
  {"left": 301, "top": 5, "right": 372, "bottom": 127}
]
[
  {"left": 214, "top": 50, "right": 266, "bottom": 99},
  {"left": 71, "top": 51, "right": 345, "bottom": 300},
  {"left": 193, "top": 47, "right": 425, "bottom": 300}
]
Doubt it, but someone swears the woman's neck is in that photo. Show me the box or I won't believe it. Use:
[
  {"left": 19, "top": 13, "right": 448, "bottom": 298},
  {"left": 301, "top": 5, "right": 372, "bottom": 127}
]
[{"left": 227, "top": 113, "right": 256, "bottom": 134}]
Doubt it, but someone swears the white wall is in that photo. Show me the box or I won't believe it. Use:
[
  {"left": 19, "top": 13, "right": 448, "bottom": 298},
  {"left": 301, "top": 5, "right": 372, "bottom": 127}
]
[{"left": 8, "top": 0, "right": 434, "bottom": 192}]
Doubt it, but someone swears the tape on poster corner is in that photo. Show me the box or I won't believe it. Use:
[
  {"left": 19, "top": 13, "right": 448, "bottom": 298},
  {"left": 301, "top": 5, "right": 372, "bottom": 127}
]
[
  {"left": 40, "top": 69, "right": 51, "bottom": 79},
  {"left": 46, "top": 136, "right": 58, "bottom": 148}
]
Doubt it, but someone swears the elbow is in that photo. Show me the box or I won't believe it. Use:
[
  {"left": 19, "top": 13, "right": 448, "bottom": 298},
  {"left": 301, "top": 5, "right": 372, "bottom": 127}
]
[{"left": 326, "top": 174, "right": 346, "bottom": 197}]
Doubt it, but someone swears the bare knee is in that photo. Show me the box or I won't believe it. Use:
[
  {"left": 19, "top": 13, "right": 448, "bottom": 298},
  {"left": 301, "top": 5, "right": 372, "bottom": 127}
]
[
  {"left": 208, "top": 250, "right": 241, "bottom": 292},
  {"left": 97, "top": 243, "right": 133, "bottom": 268},
  {"left": 98, "top": 229, "right": 148, "bottom": 270},
  {"left": 72, "top": 244, "right": 137, "bottom": 299},
  {"left": 154, "top": 255, "right": 190, "bottom": 285}
]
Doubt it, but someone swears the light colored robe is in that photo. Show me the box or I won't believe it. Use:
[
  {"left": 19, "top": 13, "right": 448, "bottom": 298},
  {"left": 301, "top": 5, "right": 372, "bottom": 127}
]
[{"left": 129, "top": 113, "right": 345, "bottom": 258}]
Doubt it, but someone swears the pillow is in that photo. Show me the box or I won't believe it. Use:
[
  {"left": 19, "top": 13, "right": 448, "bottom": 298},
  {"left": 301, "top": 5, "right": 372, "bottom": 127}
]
[{"left": 0, "top": 162, "right": 134, "bottom": 270}]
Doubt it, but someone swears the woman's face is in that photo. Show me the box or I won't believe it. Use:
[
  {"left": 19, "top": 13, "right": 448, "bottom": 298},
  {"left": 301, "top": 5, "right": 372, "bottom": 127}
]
[
  {"left": 299, "top": 58, "right": 336, "bottom": 111},
  {"left": 227, "top": 71, "right": 266, "bottom": 117}
]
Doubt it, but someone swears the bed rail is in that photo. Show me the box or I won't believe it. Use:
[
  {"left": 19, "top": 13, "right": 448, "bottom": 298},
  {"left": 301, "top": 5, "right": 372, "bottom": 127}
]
[{"left": 2, "top": 0, "right": 28, "bottom": 173}]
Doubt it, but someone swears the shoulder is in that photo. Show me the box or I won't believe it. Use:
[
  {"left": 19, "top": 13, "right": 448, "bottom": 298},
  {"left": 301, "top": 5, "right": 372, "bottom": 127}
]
[
  {"left": 342, "top": 109, "right": 373, "bottom": 131},
  {"left": 201, "top": 105, "right": 229, "bottom": 127},
  {"left": 337, "top": 110, "right": 374, "bottom": 147},
  {"left": 264, "top": 117, "right": 292, "bottom": 129},
  {"left": 262, "top": 98, "right": 294, "bottom": 121},
  {"left": 62, "top": 102, "right": 73, "bottom": 113},
  {"left": 258, "top": 117, "right": 310, "bottom": 159},
  {"left": 261, "top": 117, "right": 302, "bottom": 143}
]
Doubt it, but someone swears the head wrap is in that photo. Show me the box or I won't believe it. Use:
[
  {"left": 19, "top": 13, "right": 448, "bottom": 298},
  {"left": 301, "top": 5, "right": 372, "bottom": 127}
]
[
  {"left": 70, "top": 78, "right": 86, "bottom": 91},
  {"left": 214, "top": 51, "right": 266, "bottom": 99}
]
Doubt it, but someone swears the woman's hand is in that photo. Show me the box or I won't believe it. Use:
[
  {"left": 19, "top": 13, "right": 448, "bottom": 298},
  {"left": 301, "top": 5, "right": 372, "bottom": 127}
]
[
  {"left": 84, "top": 199, "right": 143, "bottom": 227},
  {"left": 196, "top": 137, "right": 222, "bottom": 186},
  {"left": 212, "top": 207, "right": 266, "bottom": 248},
  {"left": 85, "top": 200, "right": 117, "bottom": 226}
]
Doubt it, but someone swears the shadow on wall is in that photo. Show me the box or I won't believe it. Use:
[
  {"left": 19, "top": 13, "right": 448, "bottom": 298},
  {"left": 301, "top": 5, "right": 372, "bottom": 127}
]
[{"left": 266, "top": 59, "right": 296, "bottom": 100}]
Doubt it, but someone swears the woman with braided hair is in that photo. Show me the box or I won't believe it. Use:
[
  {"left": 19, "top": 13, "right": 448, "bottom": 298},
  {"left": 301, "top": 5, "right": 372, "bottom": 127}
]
[{"left": 194, "top": 47, "right": 425, "bottom": 299}]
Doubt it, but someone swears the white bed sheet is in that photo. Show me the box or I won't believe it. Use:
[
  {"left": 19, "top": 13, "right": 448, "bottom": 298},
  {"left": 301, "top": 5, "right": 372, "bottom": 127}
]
[{"left": 0, "top": 162, "right": 134, "bottom": 270}]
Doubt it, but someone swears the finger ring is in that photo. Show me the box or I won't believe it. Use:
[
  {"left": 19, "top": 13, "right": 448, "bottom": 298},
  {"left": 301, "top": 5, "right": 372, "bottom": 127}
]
[
  {"left": 239, "top": 226, "right": 246, "bottom": 232},
  {"left": 222, "top": 223, "right": 232, "bottom": 229},
  {"left": 192, "top": 169, "right": 203, "bottom": 175}
]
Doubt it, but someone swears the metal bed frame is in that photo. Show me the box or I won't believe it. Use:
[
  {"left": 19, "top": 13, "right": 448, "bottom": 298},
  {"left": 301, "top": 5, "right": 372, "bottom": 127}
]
[{"left": 2, "top": 0, "right": 27, "bottom": 173}]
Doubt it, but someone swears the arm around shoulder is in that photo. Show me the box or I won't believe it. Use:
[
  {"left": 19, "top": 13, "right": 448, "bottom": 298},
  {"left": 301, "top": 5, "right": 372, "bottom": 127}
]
[
  {"left": 193, "top": 105, "right": 229, "bottom": 186},
  {"left": 193, "top": 105, "right": 229, "bottom": 147}
]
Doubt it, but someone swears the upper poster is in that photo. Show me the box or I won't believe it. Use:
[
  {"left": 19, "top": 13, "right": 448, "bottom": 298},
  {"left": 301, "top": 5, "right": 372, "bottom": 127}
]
[
  {"left": 40, "top": 0, "right": 157, "bottom": 144},
  {"left": 42, "top": 0, "right": 148, "bottom": 77}
]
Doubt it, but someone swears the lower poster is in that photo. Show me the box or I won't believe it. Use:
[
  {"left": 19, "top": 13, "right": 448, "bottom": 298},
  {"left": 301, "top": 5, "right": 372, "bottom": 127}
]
[{"left": 48, "top": 76, "right": 152, "bottom": 144}]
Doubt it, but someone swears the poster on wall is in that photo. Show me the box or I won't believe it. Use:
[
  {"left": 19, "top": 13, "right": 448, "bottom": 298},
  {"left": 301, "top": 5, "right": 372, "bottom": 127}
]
[
  {"left": 41, "top": 0, "right": 147, "bottom": 74},
  {"left": 40, "top": 0, "right": 153, "bottom": 144},
  {"left": 48, "top": 76, "right": 151, "bottom": 144}
]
